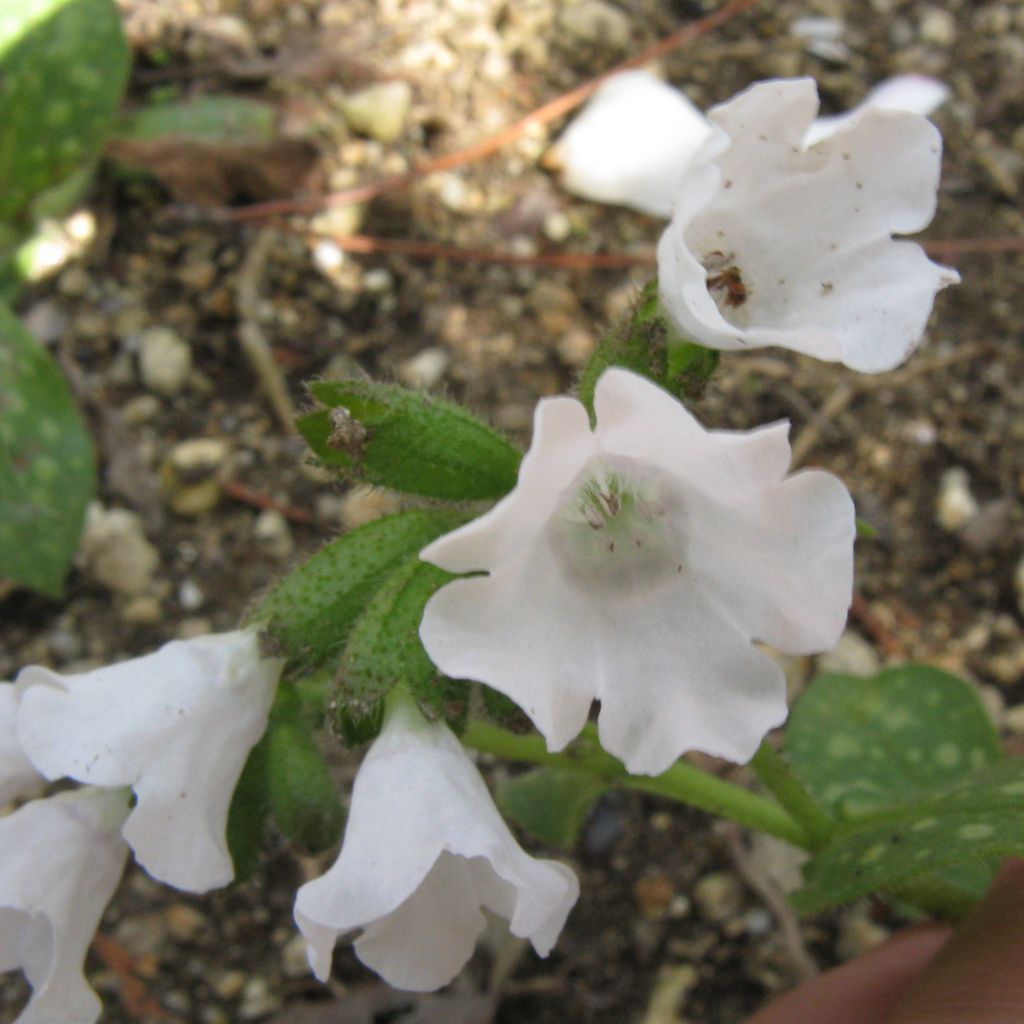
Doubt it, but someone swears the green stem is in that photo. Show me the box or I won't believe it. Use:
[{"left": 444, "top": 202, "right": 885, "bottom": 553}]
[
  {"left": 462, "top": 720, "right": 810, "bottom": 849},
  {"left": 750, "top": 741, "right": 834, "bottom": 851}
]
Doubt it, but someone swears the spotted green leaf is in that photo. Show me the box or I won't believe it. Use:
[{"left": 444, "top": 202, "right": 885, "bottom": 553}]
[
  {"left": 794, "top": 760, "right": 1024, "bottom": 913},
  {"left": 496, "top": 766, "right": 608, "bottom": 848},
  {"left": 0, "top": 306, "right": 95, "bottom": 596},
  {"left": 786, "top": 665, "right": 1002, "bottom": 818},
  {"left": 0, "top": 0, "right": 130, "bottom": 225}
]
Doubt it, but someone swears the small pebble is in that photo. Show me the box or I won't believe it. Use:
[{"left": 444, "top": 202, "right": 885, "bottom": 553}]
[
  {"left": 693, "top": 871, "right": 743, "bottom": 923},
  {"left": 936, "top": 467, "right": 979, "bottom": 533},
  {"left": 340, "top": 81, "right": 412, "bottom": 143},
  {"left": 212, "top": 970, "right": 247, "bottom": 1000},
  {"left": 281, "top": 933, "right": 311, "bottom": 979},
  {"left": 178, "top": 579, "right": 205, "bottom": 611},
  {"left": 138, "top": 327, "right": 192, "bottom": 397},
  {"left": 79, "top": 503, "right": 160, "bottom": 596},
  {"left": 254, "top": 510, "right": 294, "bottom": 561},
  {"left": 398, "top": 347, "right": 449, "bottom": 389},
  {"left": 837, "top": 907, "right": 891, "bottom": 960},
  {"left": 161, "top": 438, "right": 230, "bottom": 517},
  {"left": 559, "top": 0, "right": 632, "bottom": 50},
  {"left": 239, "top": 976, "right": 281, "bottom": 1020},
  {"left": 817, "top": 630, "right": 880, "bottom": 677},
  {"left": 165, "top": 903, "right": 208, "bottom": 944}
]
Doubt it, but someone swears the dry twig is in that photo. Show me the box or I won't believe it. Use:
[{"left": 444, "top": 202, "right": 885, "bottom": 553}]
[{"left": 235, "top": 230, "right": 299, "bottom": 434}]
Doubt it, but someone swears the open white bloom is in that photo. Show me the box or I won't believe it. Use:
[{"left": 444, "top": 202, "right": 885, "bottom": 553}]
[
  {"left": 16, "top": 629, "right": 280, "bottom": 893},
  {"left": 420, "top": 369, "right": 855, "bottom": 776},
  {"left": 0, "top": 680, "right": 44, "bottom": 806},
  {"left": 0, "top": 787, "right": 130, "bottom": 1024},
  {"left": 294, "top": 699, "right": 578, "bottom": 991},
  {"left": 657, "top": 77, "right": 959, "bottom": 373},
  {"left": 549, "top": 71, "right": 948, "bottom": 218},
  {"left": 546, "top": 69, "right": 713, "bottom": 217}
]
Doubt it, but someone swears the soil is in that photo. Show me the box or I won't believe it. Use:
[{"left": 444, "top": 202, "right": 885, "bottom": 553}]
[{"left": 2, "top": 0, "right": 1024, "bottom": 1022}]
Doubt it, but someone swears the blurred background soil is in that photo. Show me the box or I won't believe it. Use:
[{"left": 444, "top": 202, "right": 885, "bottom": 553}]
[{"left": 2, "top": 0, "right": 1024, "bottom": 1021}]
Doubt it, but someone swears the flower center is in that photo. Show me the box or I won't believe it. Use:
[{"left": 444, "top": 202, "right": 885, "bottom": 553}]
[
  {"left": 702, "top": 248, "right": 753, "bottom": 327},
  {"left": 548, "top": 455, "right": 686, "bottom": 591}
]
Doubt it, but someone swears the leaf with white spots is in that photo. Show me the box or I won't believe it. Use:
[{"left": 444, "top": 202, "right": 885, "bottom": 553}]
[
  {"left": 786, "top": 665, "right": 1002, "bottom": 817},
  {"left": 0, "top": 306, "right": 95, "bottom": 596},
  {"left": 0, "top": 0, "right": 129, "bottom": 225},
  {"left": 794, "top": 761, "right": 1024, "bottom": 913}
]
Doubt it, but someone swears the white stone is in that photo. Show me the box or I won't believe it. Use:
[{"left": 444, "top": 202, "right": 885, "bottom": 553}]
[
  {"left": 559, "top": 0, "right": 632, "bottom": 50},
  {"left": 79, "top": 503, "right": 160, "bottom": 596},
  {"left": 936, "top": 467, "right": 979, "bottom": 532},
  {"left": 817, "top": 630, "right": 880, "bottom": 677},
  {"left": 138, "top": 327, "right": 192, "bottom": 396},
  {"left": 340, "top": 81, "right": 412, "bottom": 143},
  {"left": 398, "top": 348, "right": 449, "bottom": 389}
]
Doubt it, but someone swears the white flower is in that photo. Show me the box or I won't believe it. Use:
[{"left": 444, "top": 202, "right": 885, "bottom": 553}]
[
  {"left": 803, "top": 73, "right": 950, "bottom": 146},
  {"left": 0, "top": 787, "right": 130, "bottom": 1024},
  {"left": 0, "top": 680, "right": 44, "bottom": 806},
  {"left": 548, "top": 72, "right": 948, "bottom": 219},
  {"left": 546, "top": 69, "right": 713, "bottom": 217},
  {"left": 419, "top": 368, "right": 855, "bottom": 776},
  {"left": 656, "top": 77, "right": 959, "bottom": 373},
  {"left": 16, "top": 630, "right": 281, "bottom": 893},
  {"left": 294, "top": 699, "right": 579, "bottom": 991}
]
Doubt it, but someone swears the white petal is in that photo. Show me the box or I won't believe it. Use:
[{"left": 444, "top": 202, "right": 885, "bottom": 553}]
[
  {"left": 0, "top": 788, "right": 129, "bottom": 1024},
  {"left": 593, "top": 367, "right": 793, "bottom": 489},
  {"left": 593, "top": 577, "right": 789, "bottom": 773},
  {"left": 422, "top": 395, "right": 597, "bottom": 575},
  {"left": 16, "top": 630, "right": 280, "bottom": 893},
  {"left": 547, "top": 70, "right": 712, "bottom": 216},
  {"left": 0, "top": 681, "right": 44, "bottom": 806},
  {"left": 805, "top": 73, "right": 950, "bottom": 146},
  {"left": 420, "top": 549, "right": 597, "bottom": 753},
  {"left": 658, "top": 77, "right": 959, "bottom": 372},
  {"left": 294, "top": 701, "right": 578, "bottom": 990}
]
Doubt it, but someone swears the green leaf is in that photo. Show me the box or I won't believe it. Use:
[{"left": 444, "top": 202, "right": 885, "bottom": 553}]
[
  {"left": 794, "top": 761, "right": 1024, "bottom": 913},
  {"left": 0, "top": 306, "right": 95, "bottom": 595},
  {"left": 299, "top": 379, "right": 522, "bottom": 500},
  {"left": 266, "top": 699, "right": 345, "bottom": 853},
  {"left": 116, "top": 95, "right": 277, "bottom": 144},
  {"left": 338, "top": 554, "right": 468, "bottom": 729},
  {"left": 0, "top": 0, "right": 130, "bottom": 225},
  {"left": 226, "top": 735, "right": 271, "bottom": 881},
  {"left": 250, "top": 508, "right": 462, "bottom": 674},
  {"left": 496, "top": 766, "right": 607, "bottom": 848},
  {"left": 786, "top": 665, "right": 1002, "bottom": 818}
]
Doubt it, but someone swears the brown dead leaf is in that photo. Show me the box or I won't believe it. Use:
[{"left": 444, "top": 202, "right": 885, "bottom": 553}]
[{"left": 106, "top": 137, "right": 322, "bottom": 206}]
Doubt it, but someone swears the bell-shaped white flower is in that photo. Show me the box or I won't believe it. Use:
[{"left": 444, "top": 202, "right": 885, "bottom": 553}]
[
  {"left": 546, "top": 69, "right": 713, "bottom": 217},
  {"left": 656, "top": 77, "right": 959, "bottom": 373},
  {"left": 0, "top": 680, "right": 45, "bottom": 806},
  {"left": 419, "top": 368, "right": 855, "bottom": 776},
  {"left": 0, "top": 787, "right": 130, "bottom": 1024},
  {"left": 16, "top": 630, "right": 281, "bottom": 893},
  {"left": 294, "top": 698, "right": 579, "bottom": 991}
]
